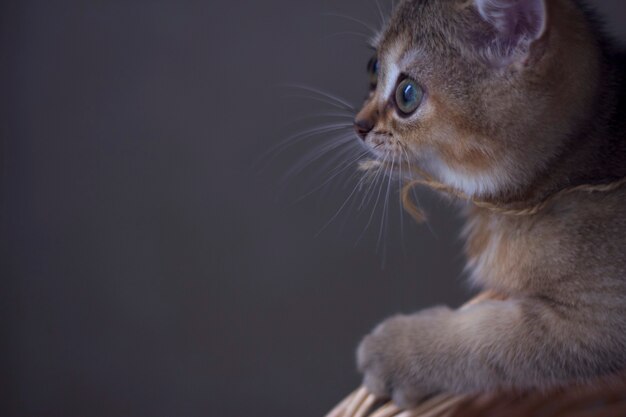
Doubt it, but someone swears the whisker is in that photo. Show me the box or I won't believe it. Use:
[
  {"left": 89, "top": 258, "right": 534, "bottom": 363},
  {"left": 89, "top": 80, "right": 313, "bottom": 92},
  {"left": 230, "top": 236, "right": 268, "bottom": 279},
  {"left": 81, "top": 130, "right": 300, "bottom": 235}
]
[
  {"left": 310, "top": 134, "right": 358, "bottom": 168},
  {"left": 285, "top": 111, "right": 354, "bottom": 126},
  {"left": 377, "top": 153, "right": 395, "bottom": 256},
  {"left": 260, "top": 123, "right": 353, "bottom": 163},
  {"left": 356, "top": 151, "right": 390, "bottom": 244},
  {"left": 324, "top": 31, "right": 372, "bottom": 41},
  {"left": 314, "top": 154, "right": 379, "bottom": 237},
  {"left": 296, "top": 146, "right": 372, "bottom": 202},
  {"left": 283, "top": 94, "right": 352, "bottom": 111},
  {"left": 315, "top": 157, "right": 361, "bottom": 205},
  {"left": 358, "top": 157, "right": 387, "bottom": 211},
  {"left": 280, "top": 122, "right": 354, "bottom": 145},
  {"left": 377, "top": 153, "right": 396, "bottom": 266},
  {"left": 322, "top": 12, "right": 378, "bottom": 35},
  {"left": 282, "top": 134, "right": 355, "bottom": 180},
  {"left": 398, "top": 146, "right": 406, "bottom": 256},
  {"left": 357, "top": 165, "right": 382, "bottom": 213},
  {"left": 281, "top": 84, "right": 355, "bottom": 111},
  {"left": 312, "top": 140, "right": 363, "bottom": 177},
  {"left": 374, "top": 0, "right": 387, "bottom": 26},
  {"left": 336, "top": 170, "right": 367, "bottom": 234},
  {"left": 315, "top": 144, "right": 381, "bottom": 237}
]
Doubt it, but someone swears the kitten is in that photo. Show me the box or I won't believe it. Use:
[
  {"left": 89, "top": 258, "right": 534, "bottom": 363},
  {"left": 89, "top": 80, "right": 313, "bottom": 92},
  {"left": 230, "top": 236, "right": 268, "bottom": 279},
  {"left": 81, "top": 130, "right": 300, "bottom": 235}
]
[{"left": 353, "top": 0, "right": 626, "bottom": 407}]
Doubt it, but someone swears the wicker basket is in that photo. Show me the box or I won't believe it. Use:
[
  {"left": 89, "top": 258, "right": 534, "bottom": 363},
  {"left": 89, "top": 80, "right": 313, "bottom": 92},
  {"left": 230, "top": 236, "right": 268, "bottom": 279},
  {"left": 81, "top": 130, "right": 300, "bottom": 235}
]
[{"left": 325, "top": 378, "right": 626, "bottom": 417}]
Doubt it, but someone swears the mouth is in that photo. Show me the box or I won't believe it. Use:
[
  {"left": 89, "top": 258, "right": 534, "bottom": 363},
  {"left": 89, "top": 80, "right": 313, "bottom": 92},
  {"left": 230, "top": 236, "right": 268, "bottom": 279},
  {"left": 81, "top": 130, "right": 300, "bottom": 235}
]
[{"left": 363, "top": 133, "right": 407, "bottom": 162}]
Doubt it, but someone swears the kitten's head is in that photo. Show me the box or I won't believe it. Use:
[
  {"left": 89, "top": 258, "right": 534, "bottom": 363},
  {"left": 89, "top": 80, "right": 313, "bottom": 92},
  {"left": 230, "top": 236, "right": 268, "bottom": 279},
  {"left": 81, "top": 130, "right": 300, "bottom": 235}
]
[{"left": 355, "top": 0, "right": 600, "bottom": 199}]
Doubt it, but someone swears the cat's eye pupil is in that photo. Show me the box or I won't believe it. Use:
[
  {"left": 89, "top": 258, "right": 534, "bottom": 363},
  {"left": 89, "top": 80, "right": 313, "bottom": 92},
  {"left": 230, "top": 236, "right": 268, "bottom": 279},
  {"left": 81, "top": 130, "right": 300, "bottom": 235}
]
[
  {"left": 402, "top": 83, "right": 416, "bottom": 103},
  {"left": 395, "top": 78, "right": 423, "bottom": 116}
]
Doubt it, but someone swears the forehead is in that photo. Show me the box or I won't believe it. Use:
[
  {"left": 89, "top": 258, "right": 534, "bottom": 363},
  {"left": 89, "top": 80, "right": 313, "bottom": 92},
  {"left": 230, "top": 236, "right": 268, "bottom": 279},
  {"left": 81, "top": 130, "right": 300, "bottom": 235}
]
[{"left": 376, "top": 0, "right": 461, "bottom": 57}]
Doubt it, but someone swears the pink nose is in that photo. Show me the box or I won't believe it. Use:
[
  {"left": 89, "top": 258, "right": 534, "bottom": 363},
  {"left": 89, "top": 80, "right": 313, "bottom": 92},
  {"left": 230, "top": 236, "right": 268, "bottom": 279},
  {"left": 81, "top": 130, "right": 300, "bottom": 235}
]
[{"left": 354, "top": 118, "right": 374, "bottom": 140}]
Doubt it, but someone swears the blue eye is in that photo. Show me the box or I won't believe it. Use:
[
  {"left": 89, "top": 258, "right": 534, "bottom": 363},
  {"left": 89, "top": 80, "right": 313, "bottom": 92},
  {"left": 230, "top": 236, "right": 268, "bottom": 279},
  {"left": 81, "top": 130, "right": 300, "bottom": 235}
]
[
  {"left": 367, "top": 56, "right": 379, "bottom": 89},
  {"left": 395, "top": 78, "right": 423, "bottom": 115}
]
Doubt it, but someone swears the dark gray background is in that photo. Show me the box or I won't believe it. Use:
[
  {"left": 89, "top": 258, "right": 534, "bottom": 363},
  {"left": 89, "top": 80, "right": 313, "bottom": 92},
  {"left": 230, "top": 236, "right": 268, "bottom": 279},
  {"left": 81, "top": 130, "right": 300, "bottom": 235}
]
[{"left": 2, "top": 1, "right": 624, "bottom": 416}]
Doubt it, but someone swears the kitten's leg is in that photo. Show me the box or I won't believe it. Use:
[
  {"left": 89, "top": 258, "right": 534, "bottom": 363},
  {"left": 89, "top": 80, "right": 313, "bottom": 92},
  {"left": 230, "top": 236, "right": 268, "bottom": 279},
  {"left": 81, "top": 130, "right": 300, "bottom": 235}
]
[{"left": 357, "top": 297, "right": 626, "bottom": 408}]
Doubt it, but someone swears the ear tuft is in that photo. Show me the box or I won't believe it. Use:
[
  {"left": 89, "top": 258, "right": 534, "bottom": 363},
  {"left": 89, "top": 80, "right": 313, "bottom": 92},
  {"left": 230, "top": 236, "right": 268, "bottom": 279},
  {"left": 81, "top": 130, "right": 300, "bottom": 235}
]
[{"left": 473, "top": 0, "right": 547, "bottom": 66}]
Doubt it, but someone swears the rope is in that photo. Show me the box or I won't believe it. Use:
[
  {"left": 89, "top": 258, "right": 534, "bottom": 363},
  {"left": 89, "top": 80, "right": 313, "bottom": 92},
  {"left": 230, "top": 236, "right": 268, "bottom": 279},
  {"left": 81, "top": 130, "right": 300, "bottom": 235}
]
[{"left": 396, "top": 165, "right": 626, "bottom": 222}]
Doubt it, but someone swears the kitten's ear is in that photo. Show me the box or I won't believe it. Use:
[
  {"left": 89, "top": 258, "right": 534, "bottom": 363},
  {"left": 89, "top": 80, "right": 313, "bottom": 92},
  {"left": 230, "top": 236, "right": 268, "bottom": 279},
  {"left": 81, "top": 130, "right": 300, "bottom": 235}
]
[{"left": 472, "top": 0, "right": 547, "bottom": 66}]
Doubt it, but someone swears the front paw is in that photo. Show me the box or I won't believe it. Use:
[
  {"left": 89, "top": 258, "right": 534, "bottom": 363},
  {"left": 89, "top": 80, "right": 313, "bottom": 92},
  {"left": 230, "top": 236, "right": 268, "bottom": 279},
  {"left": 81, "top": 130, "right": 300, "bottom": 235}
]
[{"left": 356, "top": 308, "right": 450, "bottom": 408}]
